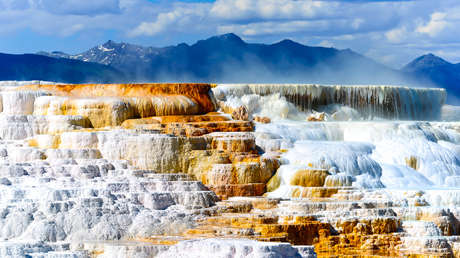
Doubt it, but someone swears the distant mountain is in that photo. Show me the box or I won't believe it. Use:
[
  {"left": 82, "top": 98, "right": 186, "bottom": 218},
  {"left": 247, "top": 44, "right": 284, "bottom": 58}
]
[
  {"left": 403, "top": 53, "right": 451, "bottom": 71},
  {"left": 403, "top": 54, "right": 460, "bottom": 103},
  {"left": 0, "top": 53, "right": 125, "bottom": 83},
  {"left": 38, "top": 33, "right": 406, "bottom": 84},
  {"left": 39, "top": 40, "right": 163, "bottom": 79},
  {"left": 39, "top": 40, "right": 160, "bottom": 65}
]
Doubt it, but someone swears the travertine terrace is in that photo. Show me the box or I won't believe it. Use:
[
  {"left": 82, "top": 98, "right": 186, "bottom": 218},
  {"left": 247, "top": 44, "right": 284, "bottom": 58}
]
[{"left": 0, "top": 81, "right": 459, "bottom": 257}]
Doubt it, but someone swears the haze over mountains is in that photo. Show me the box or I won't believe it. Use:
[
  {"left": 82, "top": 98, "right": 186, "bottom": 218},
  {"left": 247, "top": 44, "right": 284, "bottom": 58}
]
[
  {"left": 37, "top": 33, "right": 406, "bottom": 85},
  {"left": 0, "top": 33, "right": 459, "bottom": 103}
]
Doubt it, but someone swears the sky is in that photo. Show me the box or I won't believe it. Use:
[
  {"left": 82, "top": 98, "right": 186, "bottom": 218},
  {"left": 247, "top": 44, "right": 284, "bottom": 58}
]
[{"left": 0, "top": 0, "right": 459, "bottom": 68}]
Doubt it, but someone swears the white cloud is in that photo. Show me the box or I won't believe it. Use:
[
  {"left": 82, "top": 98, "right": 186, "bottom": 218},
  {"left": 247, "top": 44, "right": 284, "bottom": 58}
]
[
  {"left": 218, "top": 20, "right": 332, "bottom": 36},
  {"left": 210, "top": 0, "right": 335, "bottom": 21},
  {"left": 131, "top": 12, "right": 179, "bottom": 36},
  {"left": 61, "top": 24, "right": 85, "bottom": 37},
  {"left": 385, "top": 26, "right": 409, "bottom": 43},
  {"left": 0, "top": 0, "right": 151, "bottom": 37},
  {"left": 319, "top": 40, "right": 334, "bottom": 48},
  {"left": 130, "top": 3, "right": 210, "bottom": 36},
  {"left": 416, "top": 12, "right": 449, "bottom": 37},
  {"left": 351, "top": 18, "right": 365, "bottom": 30}
]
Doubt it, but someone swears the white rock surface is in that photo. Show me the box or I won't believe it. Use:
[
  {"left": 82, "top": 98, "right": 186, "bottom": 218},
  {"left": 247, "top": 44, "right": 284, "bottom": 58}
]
[
  {"left": 0, "top": 133, "right": 218, "bottom": 257},
  {"left": 156, "top": 239, "right": 316, "bottom": 258},
  {"left": 0, "top": 82, "right": 459, "bottom": 257}
]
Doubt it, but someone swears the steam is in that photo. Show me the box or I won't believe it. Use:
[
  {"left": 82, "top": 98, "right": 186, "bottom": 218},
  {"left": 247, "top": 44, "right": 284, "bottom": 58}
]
[{"left": 131, "top": 50, "right": 444, "bottom": 96}]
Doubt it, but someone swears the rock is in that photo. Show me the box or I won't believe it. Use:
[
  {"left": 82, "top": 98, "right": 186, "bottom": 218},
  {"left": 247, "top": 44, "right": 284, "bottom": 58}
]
[
  {"left": 402, "top": 221, "right": 442, "bottom": 237},
  {"left": 337, "top": 217, "right": 400, "bottom": 234},
  {"left": 290, "top": 169, "right": 330, "bottom": 187},
  {"left": 232, "top": 105, "right": 249, "bottom": 121},
  {"left": 210, "top": 183, "right": 266, "bottom": 200},
  {"left": 0, "top": 177, "right": 11, "bottom": 185},
  {"left": 21, "top": 83, "right": 217, "bottom": 114},
  {"left": 1, "top": 91, "right": 50, "bottom": 115},
  {"left": 324, "top": 173, "right": 353, "bottom": 187},
  {"left": 266, "top": 172, "right": 281, "bottom": 192},
  {"left": 330, "top": 106, "right": 361, "bottom": 121},
  {"left": 307, "top": 112, "right": 326, "bottom": 122},
  {"left": 254, "top": 116, "right": 271, "bottom": 123},
  {"left": 211, "top": 84, "right": 445, "bottom": 120},
  {"left": 157, "top": 239, "right": 315, "bottom": 258},
  {"left": 34, "top": 96, "right": 138, "bottom": 128},
  {"left": 405, "top": 156, "right": 419, "bottom": 170},
  {"left": 8, "top": 147, "right": 46, "bottom": 162},
  {"left": 0, "top": 82, "right": 458, "bottom": 257},
  {"left": 401, "top": 236, "right": 452, "bottom": 255},
  {"left": 96, "top": 243, "right": 168, "bottom": 258},
  {"left": 0, "top": 115, "right": 91, "bottom": 140},
  {"left": 1, "top": 165, "right": 28, "bottom": 177}
]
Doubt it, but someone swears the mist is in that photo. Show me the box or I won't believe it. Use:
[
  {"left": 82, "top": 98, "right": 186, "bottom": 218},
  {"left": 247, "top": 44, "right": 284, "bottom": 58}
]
[{"left": 126, "top": 50, "right": 451, "bottom": 103}]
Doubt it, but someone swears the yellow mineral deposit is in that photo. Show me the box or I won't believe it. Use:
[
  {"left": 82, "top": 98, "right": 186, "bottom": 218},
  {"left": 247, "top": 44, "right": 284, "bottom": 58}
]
[
  {"left": 406, "top": 156, "right": 419, "bottom": 170},
  {"left": 290, "top": 169, "right": 330, "bottom": 187},
  {"left": 18, "top": 83, "right": 216, "bottom": 112}
]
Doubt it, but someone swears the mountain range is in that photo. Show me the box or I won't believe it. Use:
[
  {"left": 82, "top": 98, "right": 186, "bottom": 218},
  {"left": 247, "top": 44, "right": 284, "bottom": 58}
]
[
  {"left": 37, "top": 33, "right": 405, "bottom": 84},
  {"left": 0, "top": 33, "right": 458, "bottom": 103},
  {"left": 0, "top": 53, "right": 123, "bottom": 83}
]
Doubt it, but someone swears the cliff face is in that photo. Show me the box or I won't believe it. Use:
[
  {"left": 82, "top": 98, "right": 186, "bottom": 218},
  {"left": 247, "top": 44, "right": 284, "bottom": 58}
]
[
  {"left": 0, "top": 82, "right": 459, "bottom": 257},
  {"left": 20, "top": 83, "right": 217, "bottom": 115},
  {"left": 213, "top": 84, "right": 446, "bottom": 120}
]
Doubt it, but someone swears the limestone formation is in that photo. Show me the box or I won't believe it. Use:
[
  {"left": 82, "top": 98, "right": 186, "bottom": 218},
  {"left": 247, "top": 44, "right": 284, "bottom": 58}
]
[
  {"left": 290, "top": 169, "right": 330, "bottom": 187},
  {"left": 213, "top": 84, "right": 446, "bottom": 120},
  {"left": 231, "top": 105, "right": 249, "bottom": 121},
  {"left": 307, "top": 112, "right": 326, "bottom": 122},
  {"left": 0, "top": 82, "right": 458, "bottom": 257},
  {"left": 253, "top": 116, "right": 271, "bottom": 123},
  {"left": 156, "top": 239, "right": 316, "bottom": 258}
]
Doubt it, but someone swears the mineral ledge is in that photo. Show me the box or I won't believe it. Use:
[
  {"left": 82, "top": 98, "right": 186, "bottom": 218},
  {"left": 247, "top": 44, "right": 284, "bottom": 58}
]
[{"left": 0, "top": 81, "right": 459, "bottom": 257}]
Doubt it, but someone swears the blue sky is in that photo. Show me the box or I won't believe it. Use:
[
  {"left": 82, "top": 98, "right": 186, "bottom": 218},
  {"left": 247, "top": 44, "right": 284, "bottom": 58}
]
[{"left": 0, "top": 0, "right": 459, "bottom": 68}]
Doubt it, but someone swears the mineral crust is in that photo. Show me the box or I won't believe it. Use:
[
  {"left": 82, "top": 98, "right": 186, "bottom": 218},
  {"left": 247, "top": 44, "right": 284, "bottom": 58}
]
[{"left": 0, "top": 82, "right": 458, "bottom": 258}]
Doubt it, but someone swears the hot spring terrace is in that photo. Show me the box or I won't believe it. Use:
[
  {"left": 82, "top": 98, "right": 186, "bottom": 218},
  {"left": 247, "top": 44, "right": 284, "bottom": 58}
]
[
  {"left": 0, "top": 83, "right": 446, "bottom": 124},
  {"left": 0, "top": 82, "right": 458, "bottom": 257}
]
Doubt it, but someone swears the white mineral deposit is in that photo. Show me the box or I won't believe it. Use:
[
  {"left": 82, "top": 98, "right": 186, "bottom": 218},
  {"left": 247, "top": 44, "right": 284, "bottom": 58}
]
[{"left": 0, "top": 81, "right": 459, "bottom": 257}]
